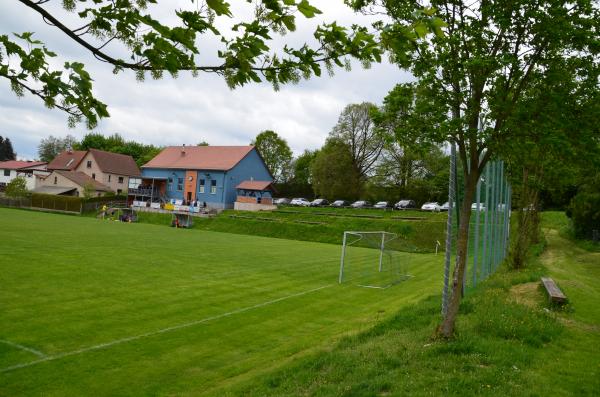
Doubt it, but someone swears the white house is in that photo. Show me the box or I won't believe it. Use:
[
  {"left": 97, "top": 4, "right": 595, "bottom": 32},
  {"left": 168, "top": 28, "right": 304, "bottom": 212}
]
[{"left": 0, "top": 160, "right": 49, "bottom": 191}]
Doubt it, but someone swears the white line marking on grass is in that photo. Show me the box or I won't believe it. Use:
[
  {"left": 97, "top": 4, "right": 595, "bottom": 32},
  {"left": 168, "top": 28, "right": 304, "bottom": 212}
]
[
  {"left": 1, "top": 284, "right": 333, "bottom": 373},
  {"left": 0, "top": 339, "right": 46, "bottom": 358}
]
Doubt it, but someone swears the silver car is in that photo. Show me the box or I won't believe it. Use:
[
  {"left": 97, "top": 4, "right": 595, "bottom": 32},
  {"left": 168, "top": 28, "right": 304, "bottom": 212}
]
[{"left": 351, "top": 200, "right": 371, "bottom": 208}]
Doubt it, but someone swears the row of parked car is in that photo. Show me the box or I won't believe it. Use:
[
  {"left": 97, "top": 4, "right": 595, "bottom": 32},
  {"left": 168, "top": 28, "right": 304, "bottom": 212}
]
[
  {"left": 275, "top": 198, "right": 511, "bottom": 212},
  {"left": 274, "top": 198, "right": 445, "bottom": 211}
]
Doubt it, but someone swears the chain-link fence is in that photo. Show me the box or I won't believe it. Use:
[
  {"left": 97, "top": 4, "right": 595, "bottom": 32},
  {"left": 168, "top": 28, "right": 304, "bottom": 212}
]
[{"left": 442, "top": 147, "right": 511, "bottom": 314}]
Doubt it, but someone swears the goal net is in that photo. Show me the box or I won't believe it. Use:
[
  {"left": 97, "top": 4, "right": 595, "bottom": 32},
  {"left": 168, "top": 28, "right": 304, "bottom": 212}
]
[{"left": 338, "top": 231, "right": 410, "bottom": 289}]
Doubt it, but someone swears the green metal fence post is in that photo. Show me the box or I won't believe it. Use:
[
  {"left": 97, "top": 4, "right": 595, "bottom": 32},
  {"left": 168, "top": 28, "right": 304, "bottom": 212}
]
[{"left": 481, "top": 163, "right": 490, "bottom": 279}]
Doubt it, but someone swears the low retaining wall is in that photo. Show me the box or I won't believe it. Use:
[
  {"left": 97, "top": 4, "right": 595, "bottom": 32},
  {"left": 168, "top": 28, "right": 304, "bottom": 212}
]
[{"left": 234, "top": 202, "right": 277, "bottom": 212}]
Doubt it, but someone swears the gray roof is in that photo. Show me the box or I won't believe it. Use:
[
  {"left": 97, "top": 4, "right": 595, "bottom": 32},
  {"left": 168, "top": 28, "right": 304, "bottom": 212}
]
[{"left": 31, "top": 186, "right": 77, "bottom": 195}]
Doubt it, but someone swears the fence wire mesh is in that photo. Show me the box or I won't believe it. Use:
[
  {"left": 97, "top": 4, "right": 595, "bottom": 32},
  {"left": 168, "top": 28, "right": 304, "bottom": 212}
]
[{"left": 442, "top": 149, "right": 511, "bottom": 314}]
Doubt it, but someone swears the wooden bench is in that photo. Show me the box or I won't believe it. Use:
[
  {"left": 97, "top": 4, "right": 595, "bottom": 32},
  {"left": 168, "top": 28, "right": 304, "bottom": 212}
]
[{"left": 541, "top": 277, "right": 568, "bottom": 305}]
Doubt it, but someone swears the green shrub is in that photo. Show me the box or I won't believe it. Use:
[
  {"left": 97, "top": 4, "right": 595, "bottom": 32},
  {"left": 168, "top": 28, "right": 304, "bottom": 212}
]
[
  {"left": 569, "top": 175, "right": 600, "bottom": 240},
  {"left": 4, "top": 176, "right": 28, "bottom": 198}
]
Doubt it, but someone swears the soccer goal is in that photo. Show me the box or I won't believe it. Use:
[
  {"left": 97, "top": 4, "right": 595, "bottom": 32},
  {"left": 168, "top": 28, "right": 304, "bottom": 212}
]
[{"left": 338, "top": 231, "right": 411, "bottom": 289}]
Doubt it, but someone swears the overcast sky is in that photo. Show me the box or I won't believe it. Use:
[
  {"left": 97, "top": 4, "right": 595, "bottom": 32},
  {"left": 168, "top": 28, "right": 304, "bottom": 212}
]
[{"left": 0, "top": 1, "right": 412, "bottom": 160}]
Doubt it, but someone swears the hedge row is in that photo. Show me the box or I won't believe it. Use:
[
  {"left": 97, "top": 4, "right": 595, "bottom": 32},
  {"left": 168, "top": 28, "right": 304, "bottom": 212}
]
[{"left": 0, "top": 193, "right": 129, "bottom": 213}]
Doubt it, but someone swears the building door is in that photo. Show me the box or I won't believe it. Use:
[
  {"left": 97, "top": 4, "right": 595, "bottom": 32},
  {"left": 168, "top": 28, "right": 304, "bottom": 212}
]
[{"left": 184, "top": 170, "right": 196, "bottom": 202}]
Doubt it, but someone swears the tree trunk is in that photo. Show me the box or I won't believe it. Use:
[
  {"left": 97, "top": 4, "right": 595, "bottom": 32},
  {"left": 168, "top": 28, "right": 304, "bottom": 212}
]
[{"left": 439, "top": 171, "right": 478, "bottom": 338}]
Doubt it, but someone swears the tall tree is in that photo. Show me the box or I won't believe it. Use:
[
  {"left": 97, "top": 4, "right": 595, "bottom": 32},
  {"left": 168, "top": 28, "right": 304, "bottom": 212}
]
[
  {"left": 38, "top": 135, "right": 78, "bottom": 162},
  {"left": 502, "top": 58, "right": 600, "bottom": 268},
  {"left": 351, "top": 0, "right": 600, "bottom": 336},
  {"left": 292, "top": 149, "right": 319, "bottom": 186},
  {"left": 329, "top": 102, "right": 385, "bottom": 185},
  {"left": 311, "top": 138, "right": 360, "bottom": 200},
  {"left": 374, "top": 143, "right": 447, "bottom": 188},
  {"left": 1, "top": 1, "right": 442, "bottom": 127},
  {"left": 0, "top": 136, "right": 17, "bottom": 161},
  {"left": 252, "top": 130, "right": 293, "bottom": 183}
]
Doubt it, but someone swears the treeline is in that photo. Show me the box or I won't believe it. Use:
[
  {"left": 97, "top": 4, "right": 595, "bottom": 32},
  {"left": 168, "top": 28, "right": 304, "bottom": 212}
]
[
  {"left": 252, "top": 103, "right": 449, "bottom": 204},
  {"left": 0, "top": 136, "right": 16, "bottom": 161},
  {"left": 38, "top": 133, "right": 162, "bottom": 167}
]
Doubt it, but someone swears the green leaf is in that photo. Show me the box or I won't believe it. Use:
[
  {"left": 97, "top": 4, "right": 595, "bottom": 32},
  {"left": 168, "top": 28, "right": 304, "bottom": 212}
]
[
  {"left": 297, "top": 0, "right": 322, "bottom": 18},
  {"left": 413, "top": 21, "right": 428, "bottom": 38},
  {"left": 206, "top": 0, "right": 232, "bottom": 17}
]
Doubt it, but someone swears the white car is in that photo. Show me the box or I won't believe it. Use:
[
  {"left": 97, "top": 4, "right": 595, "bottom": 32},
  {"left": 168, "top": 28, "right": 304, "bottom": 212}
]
[
  {"left": 440, "top": 202, "right": 453, "bottom": 211},
  {"left": 421, "top": 202, "right": 441, "bottom": 212},
  {"left": 351, "top": 200, "right": 371, "bottom": 208},
  {"left": 290, "top": 198, "right": 311, "bottom": 206},
  {"left": 471, "top": 203, "right": 486, "bottom": 212}
]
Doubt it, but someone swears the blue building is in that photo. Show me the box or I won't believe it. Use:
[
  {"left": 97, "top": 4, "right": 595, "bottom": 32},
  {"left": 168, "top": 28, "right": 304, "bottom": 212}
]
[{"left": 134, "top": 145, "right": 273, "bottom": 209}]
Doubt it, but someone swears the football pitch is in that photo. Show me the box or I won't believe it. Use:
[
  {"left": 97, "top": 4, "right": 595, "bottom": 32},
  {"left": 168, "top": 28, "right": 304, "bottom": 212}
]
[{"left": 0, "top": 208, "right": 441, "bottom": 396}]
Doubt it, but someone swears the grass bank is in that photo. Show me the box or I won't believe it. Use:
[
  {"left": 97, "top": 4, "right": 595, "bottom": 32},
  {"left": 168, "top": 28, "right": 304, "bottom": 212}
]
[
  {"left": 227, "top": 212, "right": 600, "bottom": 396},
  {"left": 131, "top": 208, "right": 446, "bottom": 253}
]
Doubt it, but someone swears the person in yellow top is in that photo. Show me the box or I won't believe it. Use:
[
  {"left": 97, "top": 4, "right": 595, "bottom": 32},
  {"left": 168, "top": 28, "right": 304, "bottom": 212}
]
[{"left": 101, "top": 204, "right": 107, "bottom": 220}]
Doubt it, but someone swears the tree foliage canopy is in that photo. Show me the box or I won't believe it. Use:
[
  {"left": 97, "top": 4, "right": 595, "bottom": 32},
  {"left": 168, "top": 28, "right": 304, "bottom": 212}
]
[
  {"left": 353, "top": 0, "right": 600, "bottom": 336},
  {"left": 37, "top": 134, "right": 78, "bottom": 162},
  {"left": 252, "top": 130, "right": 293, "bottom": 183},
  {"left": 329, "top": 102, "right": 385, "bottom": 182},
  {"left": 0, "top": 136, "right": 17, "bottom": 161},
  {"left": 74, "top": 133, "right": 162, "bottom": 166},
  {"left": 291, "top": 149, "right": 319, "bottom": 186},
  {"left": 311, "top": 138, "right": 360, "bottom": 200},
  {"left": 2, "top": 0, "right": 442, "bottom": 128}
]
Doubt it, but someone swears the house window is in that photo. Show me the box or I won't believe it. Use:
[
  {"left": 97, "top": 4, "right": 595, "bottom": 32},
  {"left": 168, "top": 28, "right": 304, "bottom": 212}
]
[
  {"left": 177, "top": 177, "right": 183, "bottom": 191},
  {"left": 210, "top": 180, "right": 217, "bottom": 194},
  {"left": 129, "top": 177, "right": 141, "bottom": 189},
  {"left": 92, "top": 173, "right": 96, "bottom": 180},
  {"left": 118, "top": 176, "right": 124, "bottom": 184},
  {"left": 199, "top": 179, "right": 205, "bottom": 193},
  {"left": 3, "top": 170, "right": 9, "bottom": 177},
  {"left": 54, "top": 176, "right": 57, "bottom": 185},
  {"left": 167, "top": 177, "right": 173, "bottom": 191},
  {"left": 87, "top": 160, "right": 92, "bottom": 168},
  {"left": 108, "top": 175, "right": 111, "bottom": 182}
]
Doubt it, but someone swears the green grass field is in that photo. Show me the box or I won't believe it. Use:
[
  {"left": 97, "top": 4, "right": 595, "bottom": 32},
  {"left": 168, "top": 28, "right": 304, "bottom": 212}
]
[{"left": 0, "top": 208, "right": 442, "bottom": 396}]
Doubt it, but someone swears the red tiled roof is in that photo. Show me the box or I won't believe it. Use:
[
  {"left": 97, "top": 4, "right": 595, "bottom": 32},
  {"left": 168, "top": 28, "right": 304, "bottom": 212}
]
[
  {"left": 236, "top": 180, "right": 274, "bottom": 191},
  {"left": 0, "top": 160, "right": 46, "bottom": 170},
  {"left": 47, "top": 151, "right": 86, "bottom": 170},
  {"left": 89, "top": 149, "right": 141, "bottom": 176},
  {"left": 55, "top": 170, "right": 111, "bottom": 191},
  {"left": 142, "top": 146, "right": 255, "bottom": 171}
]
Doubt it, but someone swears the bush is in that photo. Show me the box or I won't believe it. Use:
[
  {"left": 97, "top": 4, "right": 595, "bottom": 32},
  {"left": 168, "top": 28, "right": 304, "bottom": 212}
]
[
  {"left": 569, "top": 175, "right": 600, "bottom": 240},
  {"left": 5, "top": 176, "right": 28, "bottom": 198}
]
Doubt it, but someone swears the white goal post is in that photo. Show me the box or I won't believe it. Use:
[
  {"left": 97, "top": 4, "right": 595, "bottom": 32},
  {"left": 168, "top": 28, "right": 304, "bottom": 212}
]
[{"left": 338, "top": 231, "right": 410, "bottom": 289}]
